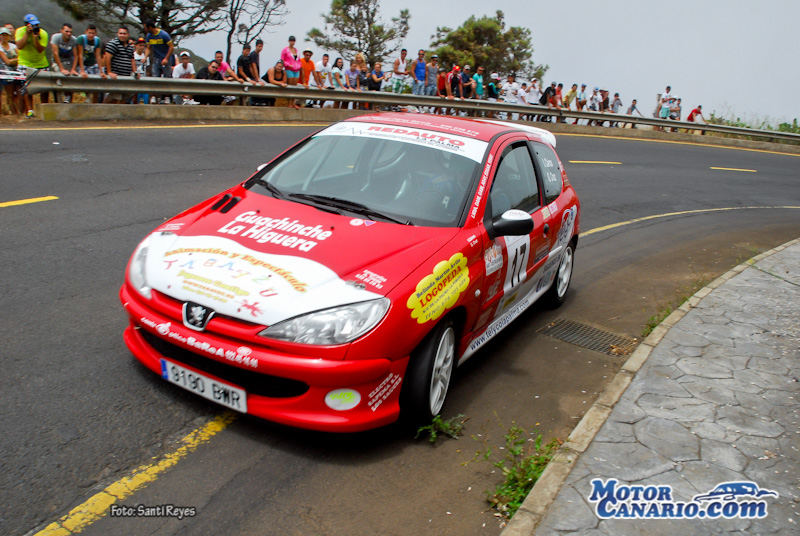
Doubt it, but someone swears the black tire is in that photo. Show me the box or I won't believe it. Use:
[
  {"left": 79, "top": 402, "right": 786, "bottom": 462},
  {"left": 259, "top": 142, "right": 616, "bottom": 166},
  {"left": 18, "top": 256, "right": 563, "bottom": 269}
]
[
  {"left": 544, "top": 241, "right": 575, "bottom": 307},
  {"left": 400, "top": 318, "right": 456, "bottom": 425}
]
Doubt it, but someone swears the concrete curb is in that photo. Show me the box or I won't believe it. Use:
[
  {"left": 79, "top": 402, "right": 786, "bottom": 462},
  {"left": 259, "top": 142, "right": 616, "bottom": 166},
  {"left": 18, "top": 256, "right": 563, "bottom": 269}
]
[
  {"left": 27, "top": 103, "right": 800, "bottom": 156},
  {"left": 501, "top": 236, "right": 800, "bottom": 535}
]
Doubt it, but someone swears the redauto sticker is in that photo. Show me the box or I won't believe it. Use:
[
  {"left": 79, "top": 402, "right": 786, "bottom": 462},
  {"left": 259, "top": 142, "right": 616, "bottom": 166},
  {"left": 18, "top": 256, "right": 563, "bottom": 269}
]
[
  {"left": 218, "top": 211, "right": 333, "bottom": 252},
  {"left": 319, "top": 121, "right": 488, "bottom": 163},
  {"left": 146, "top": 235, "right": 383, "bottom": 326},
  {"left": 407, "top": 253, "right": 470, "bottom": 324},
  {"left": 484, "top": 242, "right": 503, "bottom": 276}
]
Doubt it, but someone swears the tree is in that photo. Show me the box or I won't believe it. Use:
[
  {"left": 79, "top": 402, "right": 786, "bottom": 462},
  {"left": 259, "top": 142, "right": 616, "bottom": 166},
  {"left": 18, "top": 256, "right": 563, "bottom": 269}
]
[
  {"left": 429, "top": 11, "right": 547, "bottom": 80},
  {"left": 221, "top": 0, "right": 288, "bottom": 64},
  {"left": 53, "top": 0, "right": 227, "bottom": 43},
  {"left": 307, "top": 0, "right": 410, "bottom": 66}
]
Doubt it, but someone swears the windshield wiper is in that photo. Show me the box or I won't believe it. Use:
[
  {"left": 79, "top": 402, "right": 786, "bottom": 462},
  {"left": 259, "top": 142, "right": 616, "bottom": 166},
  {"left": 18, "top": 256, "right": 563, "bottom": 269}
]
[
  {"left": 249, "top": 178, "right": 285, "bottom": 199},
  {"left": 288, "top": 193, "right": 411, "bottom": 225}
]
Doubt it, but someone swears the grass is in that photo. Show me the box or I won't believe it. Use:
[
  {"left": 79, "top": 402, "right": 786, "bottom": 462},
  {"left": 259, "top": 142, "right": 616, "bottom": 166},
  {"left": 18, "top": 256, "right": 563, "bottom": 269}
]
[
  {"left": 642, "top": 277, "right": 711, "bottom": 337},
  {"left": 415, "top": 414, "right": 468, "bottom": 443},
  {"left": 473, "top": 421, "right": 561, "bottom": 518}
]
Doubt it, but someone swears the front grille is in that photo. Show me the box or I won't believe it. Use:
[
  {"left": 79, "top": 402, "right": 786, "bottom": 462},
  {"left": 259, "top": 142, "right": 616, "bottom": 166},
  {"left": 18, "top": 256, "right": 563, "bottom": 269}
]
[{"left": 141, "top": 330, "right": 309, "bottom": 398}]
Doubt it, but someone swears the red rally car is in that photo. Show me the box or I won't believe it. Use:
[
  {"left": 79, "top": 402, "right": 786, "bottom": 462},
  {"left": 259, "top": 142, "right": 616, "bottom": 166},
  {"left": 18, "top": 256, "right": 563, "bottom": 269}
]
[{"left": 120, "top": 113, "right": 581, "bottom": 432}]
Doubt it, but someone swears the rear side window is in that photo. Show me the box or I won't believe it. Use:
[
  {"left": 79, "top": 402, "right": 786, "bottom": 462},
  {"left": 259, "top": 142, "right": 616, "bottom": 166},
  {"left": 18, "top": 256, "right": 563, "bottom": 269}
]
[{"left": 532, "top": 143, "right": 562, "bottom": 204}]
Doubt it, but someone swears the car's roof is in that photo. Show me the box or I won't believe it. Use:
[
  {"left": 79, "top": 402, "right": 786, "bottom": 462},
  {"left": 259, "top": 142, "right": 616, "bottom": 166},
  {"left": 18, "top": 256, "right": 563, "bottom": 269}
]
[{"left": 346, "top": 113, "right": 556, "bottom": 146}]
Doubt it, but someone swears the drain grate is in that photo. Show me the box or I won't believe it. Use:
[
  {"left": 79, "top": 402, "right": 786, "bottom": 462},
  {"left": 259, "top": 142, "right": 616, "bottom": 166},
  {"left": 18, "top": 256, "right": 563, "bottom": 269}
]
[{"left": 538, "top": 318, "right": 637, "bottom": 356}]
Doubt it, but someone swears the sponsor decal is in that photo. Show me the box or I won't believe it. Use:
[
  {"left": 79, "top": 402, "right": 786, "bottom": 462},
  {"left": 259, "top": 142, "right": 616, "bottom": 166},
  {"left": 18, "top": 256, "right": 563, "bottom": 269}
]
[
  {"left": 157, "top": 222, "right": 185, "bottom": 232},
  {"left": 324, "top": 389, "right": 362, "bottom": 411},
  {"left": 484, "top": 242, "right": 503, "bottom": 276},
  {"left": 368, "top": 373, "right": 403, "bottom": 412},
  {"left": 354, "top": 269, "right": 387, "bottom": 290},
  {"left": 588, "top": 479, "right": 778, "bottom": 520},
  {"left": 468, "top": 298, "right": 530, "bottom": 352},
  {"left": 467, "top": 234, "right": 478, "bottom": 247},
  {"left": 541, "top": 155, "right": 560, "bottom": 186},
  {"left": 541, "top": 206, "right": 551, "bottom": 220},
  {"left": 217, "top": 211, "right": 333, "bottom": 252},
  {"left": 470, "top": 153, "right": 493, "bottom": 219},
  {"left": 556, "top": 205, "right": 577, "bottom": 248},
  {"left": 407, "top": 253, "right": 470, "bottom": 324},
  {"left": 320, "top": 122, "right": 488, "bottom": 162},
  {"left": 352, "top": 115, "right": 481, "bottom": 138},
  {"left": 534, "top": 243, "right": 549, "bottom": 265},
  {"left": 139, "top": 316, "right": 258, "bottom": 368},
  {"left": 350, "top": 218, "right": 375, "bottom": 227},
  {"left": 548, "top": 201, "right": 559, "bottom": 214}
]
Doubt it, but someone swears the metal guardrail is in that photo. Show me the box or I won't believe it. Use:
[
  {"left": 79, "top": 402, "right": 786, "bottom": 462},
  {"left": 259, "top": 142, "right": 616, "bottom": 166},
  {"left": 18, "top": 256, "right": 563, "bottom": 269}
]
[{"left": 28, "top": 72, "right": 800, "bottom": 143}]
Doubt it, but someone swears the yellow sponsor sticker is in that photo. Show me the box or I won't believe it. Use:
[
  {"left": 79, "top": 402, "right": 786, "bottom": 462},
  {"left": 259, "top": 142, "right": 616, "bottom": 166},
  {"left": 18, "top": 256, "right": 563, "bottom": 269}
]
[{"left": 407, "top": 253, "right": 470, "bottom": 324}]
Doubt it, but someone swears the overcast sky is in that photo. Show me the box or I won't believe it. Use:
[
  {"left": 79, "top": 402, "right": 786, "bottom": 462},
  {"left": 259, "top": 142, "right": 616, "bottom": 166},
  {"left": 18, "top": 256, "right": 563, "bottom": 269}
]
[{"left": 186, "top": 0, "right": 798, "bottom": 124}]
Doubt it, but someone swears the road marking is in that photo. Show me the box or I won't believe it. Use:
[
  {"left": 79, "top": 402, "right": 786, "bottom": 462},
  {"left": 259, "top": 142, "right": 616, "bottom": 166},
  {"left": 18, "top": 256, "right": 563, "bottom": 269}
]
[
  {"left": 34, "top": 412, "right": 237, "bottom": 536},
  {"left": 0, "top": 195, "right": 59, "bottom": 208},
  {"left": 568, "top": 161, "right": 622, "bottom": 164},
  {"left": 581, "top": 206, "right": 800, "bottom": 238},
  {"left": 710, "top": 166, "right": 757, "bottom": 173},
  {"left": 559, "top": 132, "right": 800, "bottom": 158}
]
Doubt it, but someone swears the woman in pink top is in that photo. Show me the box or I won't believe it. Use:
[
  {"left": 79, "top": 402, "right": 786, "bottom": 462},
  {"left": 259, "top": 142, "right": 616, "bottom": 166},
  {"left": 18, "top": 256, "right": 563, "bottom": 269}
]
[{"left": 280, "top": 35, "right": 301, "bottom": 86}]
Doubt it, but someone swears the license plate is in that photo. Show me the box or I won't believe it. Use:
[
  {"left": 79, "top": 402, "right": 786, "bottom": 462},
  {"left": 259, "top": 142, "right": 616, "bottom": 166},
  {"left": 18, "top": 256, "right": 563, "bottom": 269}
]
[{"left": 160, "top": 359, "right": 248, "bottom": 413}]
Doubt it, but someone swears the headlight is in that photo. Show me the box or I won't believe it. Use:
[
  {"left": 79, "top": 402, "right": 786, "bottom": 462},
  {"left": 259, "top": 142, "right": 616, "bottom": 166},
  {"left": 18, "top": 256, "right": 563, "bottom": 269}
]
[
  {"left": 259, "top": 298, "right": 390, "bottom": 345},
  {"left": 128, "top": 235, "right": 152, "bottom": 299}
]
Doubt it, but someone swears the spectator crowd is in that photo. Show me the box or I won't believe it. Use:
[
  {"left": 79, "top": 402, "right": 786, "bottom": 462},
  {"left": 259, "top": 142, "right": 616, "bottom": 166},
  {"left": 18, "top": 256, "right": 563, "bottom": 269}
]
[{"left": 0, "top": 12, "right": 708, "bottom": 131}]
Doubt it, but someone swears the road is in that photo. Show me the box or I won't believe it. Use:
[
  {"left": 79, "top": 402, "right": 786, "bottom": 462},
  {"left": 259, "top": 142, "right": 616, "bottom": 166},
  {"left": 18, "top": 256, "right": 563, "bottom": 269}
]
[{"left": 1, "top": 124, "right": 798, "bottom": 536}]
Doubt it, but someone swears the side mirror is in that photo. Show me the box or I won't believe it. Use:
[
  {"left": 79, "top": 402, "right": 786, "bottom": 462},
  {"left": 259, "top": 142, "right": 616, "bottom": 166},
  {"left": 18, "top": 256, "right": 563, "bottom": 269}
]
[{"left": 489, "top": 209, "right": 534, "bottom": 239}]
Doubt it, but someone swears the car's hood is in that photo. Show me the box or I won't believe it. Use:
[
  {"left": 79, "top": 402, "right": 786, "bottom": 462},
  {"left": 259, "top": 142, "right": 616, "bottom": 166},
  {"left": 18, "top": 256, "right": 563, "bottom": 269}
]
[{"left": 144, "top": 191, "right": 458, "bottom": 326}]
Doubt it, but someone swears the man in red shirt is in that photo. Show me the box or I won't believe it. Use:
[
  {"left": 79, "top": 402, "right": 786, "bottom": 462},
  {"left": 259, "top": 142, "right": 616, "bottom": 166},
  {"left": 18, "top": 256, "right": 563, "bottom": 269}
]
[{"left": 686, "top": 105, "right": 706, "bottom": 135}]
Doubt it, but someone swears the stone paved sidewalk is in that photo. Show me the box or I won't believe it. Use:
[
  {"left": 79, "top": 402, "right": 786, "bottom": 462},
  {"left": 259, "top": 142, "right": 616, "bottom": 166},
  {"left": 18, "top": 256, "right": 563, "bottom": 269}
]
[{"left": 505, "top": 239, "right": 800, "bottom": 535}]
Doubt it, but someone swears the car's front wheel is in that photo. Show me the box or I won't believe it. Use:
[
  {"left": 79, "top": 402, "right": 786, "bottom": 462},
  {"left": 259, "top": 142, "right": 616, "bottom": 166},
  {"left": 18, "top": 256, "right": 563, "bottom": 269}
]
[{"left": 400, "top": 318, "right": 456, "bottom": 424}]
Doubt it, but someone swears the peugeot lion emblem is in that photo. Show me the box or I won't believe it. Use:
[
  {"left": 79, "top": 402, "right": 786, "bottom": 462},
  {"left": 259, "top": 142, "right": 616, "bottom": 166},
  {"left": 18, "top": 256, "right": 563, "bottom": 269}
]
[{"left": 182, "top": 302, "right": 215, "bottom": 331}]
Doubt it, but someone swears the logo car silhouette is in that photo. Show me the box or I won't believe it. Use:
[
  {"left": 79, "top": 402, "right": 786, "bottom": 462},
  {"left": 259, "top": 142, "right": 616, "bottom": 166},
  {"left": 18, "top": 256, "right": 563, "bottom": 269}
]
[{"left": 693, "top": 481, "right": 779, "bottom": 502}]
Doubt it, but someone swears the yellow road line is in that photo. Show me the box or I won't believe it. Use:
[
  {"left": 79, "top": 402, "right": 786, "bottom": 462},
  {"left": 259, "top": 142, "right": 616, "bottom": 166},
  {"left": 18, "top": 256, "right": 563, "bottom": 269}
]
[
  {"left": 568, "top": 160, "right": 622, "bottom": 164},
  {"left": 710, "top": 166, "right": 757, "bottom": 173},
  {"left": 0, "top": 195, "right": 59, "bottom": 208},
  {"left": 559, "top": 132, "right": 800, "bottom": 158},
  {"left": 34, "top": 412, "right": 237, "bottom": 536},
  {"left": 581, "top": 206, "right": 800, "bottom": 238}
]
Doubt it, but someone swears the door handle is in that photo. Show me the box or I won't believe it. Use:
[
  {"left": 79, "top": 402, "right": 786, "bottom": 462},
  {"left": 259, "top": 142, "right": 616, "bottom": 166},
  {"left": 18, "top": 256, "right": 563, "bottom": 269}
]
[{"left": 543, "top": 223, "right": 550, "bottom": 236}]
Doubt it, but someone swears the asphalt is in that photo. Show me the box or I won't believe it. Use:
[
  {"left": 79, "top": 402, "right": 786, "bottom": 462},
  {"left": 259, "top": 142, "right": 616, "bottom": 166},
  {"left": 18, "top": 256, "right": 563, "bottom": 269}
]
[{"left": 504, "top": 238, "right": 800, "bottom": 535}]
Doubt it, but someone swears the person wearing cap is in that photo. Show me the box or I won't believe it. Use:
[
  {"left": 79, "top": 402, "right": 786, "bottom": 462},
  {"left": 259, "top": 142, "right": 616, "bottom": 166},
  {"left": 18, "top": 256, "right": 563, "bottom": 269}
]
[
  {"left": 16, "top": 14, "right": 50, "bottom": 116},
  {"left": 132, "top": 37, "right": 149, "bottom": 104},
  {"left": 143, "top": 19, "right": 173, "bottom": 80},
  {"left": 170, "top": 51, "right": 196, "bottom": 104},
  {"left": 0, "top": 26, "right": 21, "bottom": 114},
  {"left": 484, "top": 73, "right": 500, "bottom": 117},
  {"left": 460, "top": 65, "right": 476, "bottom": 100},
  {"left": 445, "top": 64, "right": 463, "bottom": 102},
  {"left": 299, "top": 49, "right": 322, "bottom": 89}
]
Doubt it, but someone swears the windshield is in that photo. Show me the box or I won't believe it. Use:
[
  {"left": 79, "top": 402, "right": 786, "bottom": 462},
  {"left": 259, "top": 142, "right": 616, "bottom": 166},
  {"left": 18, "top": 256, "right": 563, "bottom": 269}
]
[{"left": 248, "top": 124, "right": 486, "bottom": 227}]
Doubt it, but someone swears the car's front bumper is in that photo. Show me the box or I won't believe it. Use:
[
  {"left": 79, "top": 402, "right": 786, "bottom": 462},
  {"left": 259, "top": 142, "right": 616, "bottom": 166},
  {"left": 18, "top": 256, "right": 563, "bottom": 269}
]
[{"left": 120, "top": 284, "right": 408, "bottom": 432}]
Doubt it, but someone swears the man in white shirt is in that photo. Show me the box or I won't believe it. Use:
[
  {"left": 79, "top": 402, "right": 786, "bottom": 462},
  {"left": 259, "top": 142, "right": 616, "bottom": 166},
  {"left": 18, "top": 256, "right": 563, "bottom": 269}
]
[
  {"left": 315, "top": 53, "right": 332, "bottom": 88},
  {"left": 172, "top": 51, "right": 196, "bottom": 104},
  {"left": 501, "top": 74, "right": 520, "bottom": 104}
]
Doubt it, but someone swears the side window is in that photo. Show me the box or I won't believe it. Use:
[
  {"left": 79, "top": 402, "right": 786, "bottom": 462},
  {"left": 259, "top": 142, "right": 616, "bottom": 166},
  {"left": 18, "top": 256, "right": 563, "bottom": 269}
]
[
  {"left": 489, "top": 144, "right": 540, "bottom": 219},
  {"left": 532, "top": 143, "right": 562, "bottom": 205}
]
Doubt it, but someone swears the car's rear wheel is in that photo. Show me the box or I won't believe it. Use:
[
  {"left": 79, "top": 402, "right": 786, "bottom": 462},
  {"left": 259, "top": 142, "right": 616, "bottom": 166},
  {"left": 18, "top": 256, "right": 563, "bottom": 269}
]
[
  {"left": 400, "top": 319, "right": 456, "bottom": 424},
  {"left": 544, "top": 241, "right": 574, "bottom": 307}
]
